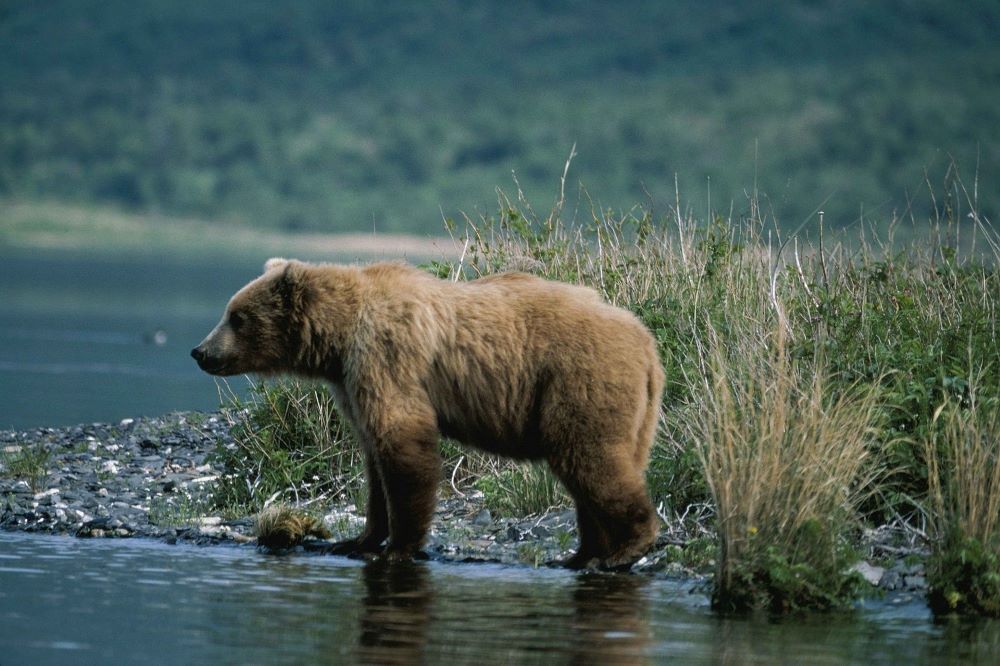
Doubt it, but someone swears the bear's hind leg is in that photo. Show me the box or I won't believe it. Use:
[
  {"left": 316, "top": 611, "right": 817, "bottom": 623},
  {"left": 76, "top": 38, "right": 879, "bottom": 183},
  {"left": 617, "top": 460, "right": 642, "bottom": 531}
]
[
  {"left": 558, "top": 498, "right": 605, "bottom": 570},
  {"left": 554, "top": 451, "right": 658, "bottom": 570}
]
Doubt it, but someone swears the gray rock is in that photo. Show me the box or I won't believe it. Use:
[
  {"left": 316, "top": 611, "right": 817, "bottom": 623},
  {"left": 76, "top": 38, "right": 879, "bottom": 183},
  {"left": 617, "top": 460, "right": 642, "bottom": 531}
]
[
  {"left": 880, "top": 570, "right": 902, "bottom": 591},
  {"left": 851, "top": 561, "right": 885, "bottom": 586},
  {"left": 471, "top": 508, "right": 492, "bottom": 526},
  {"left": 529, "top": 525, "right": 552, "bottom": 539}
]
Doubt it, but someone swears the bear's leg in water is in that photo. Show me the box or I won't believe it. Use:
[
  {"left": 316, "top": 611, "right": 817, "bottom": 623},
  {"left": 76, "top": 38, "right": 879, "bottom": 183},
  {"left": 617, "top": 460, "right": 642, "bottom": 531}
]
[
  {"left": 550, "top": 449, "right": 658, "bottom": 570},
  {"left": 373, "top": 409, "right": 442, "bottom": 560},
  {"left": 329, "top": 450, "right": 389, "bottom": 555}
]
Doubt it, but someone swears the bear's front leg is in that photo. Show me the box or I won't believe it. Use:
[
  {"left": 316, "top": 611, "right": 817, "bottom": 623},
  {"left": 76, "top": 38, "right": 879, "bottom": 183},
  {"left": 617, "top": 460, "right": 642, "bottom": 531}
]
[
  {"left": 372, "top": 412, "right": 441, "bottom": 561},
  {"left": 329, "top": 450, "right": 389, "bottom": 555}
]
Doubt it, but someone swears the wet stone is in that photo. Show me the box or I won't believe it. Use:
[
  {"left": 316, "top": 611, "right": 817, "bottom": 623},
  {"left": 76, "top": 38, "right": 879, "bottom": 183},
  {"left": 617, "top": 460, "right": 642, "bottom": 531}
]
[{"left": 0, "top": 409, "right": 943, "bottom": 582}]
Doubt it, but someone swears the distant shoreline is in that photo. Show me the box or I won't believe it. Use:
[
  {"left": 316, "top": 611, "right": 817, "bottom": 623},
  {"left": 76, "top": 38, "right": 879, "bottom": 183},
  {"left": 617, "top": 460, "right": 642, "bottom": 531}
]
[{"left": 0, "top": 200, "right": 462, "bottom": 260}]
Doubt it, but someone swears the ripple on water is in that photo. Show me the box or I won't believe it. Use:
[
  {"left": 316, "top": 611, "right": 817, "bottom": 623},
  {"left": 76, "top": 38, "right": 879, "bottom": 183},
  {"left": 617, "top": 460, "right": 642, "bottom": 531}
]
[{"left": 1, "top": 531, "right": 999, "bottom": 665}]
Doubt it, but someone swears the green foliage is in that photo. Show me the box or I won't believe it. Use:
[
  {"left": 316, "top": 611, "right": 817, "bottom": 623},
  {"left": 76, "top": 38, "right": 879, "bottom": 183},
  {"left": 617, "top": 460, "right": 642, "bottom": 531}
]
[
  {"left": 474, "top": 464, "right": 568, "bottom": 519},
  {"left": 213, "top": 379, "right": 363, "bottom": 514},
  {"left": 659, "top": 536, "right": 717, "bottom": 573},
  {"left": 717, "top": 528, "right": 868, "bottom": 614},
  {"left": 928, "top": 534, "right": 1000, "bottom": 617},
  {"left": 0, "top": 444, "right": 51, "bottom": 492},
  {"left": 1, "top": 1, "right": 998, "bottom": 232}
]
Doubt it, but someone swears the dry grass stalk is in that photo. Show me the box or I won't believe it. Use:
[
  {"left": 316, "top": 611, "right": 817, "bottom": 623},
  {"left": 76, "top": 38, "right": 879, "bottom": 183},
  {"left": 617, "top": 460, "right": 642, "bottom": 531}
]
[
  {"left": 695, "top": 324, "right": 883, "bottom": 607},
  {"left": 255, "top": 503, "right": 332, "bottom": 550},
  {"left": 926, "top": 399, "right": 1000, "bottom": 548}
]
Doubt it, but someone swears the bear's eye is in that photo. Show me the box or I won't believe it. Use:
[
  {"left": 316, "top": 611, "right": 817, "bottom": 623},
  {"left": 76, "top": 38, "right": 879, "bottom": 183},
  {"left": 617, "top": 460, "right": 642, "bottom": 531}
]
[{"left": 229, "top": 311, "right": 246, "bottom": 331}]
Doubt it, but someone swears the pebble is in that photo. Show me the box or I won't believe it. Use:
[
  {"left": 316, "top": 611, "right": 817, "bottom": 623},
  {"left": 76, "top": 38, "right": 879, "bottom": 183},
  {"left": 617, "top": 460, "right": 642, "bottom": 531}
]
[
  {"left": 0, "top": 412, "right": 239, "bottom": 544},
  {"left": 0, "top": 410, "right": 934, "bottom": 591}
]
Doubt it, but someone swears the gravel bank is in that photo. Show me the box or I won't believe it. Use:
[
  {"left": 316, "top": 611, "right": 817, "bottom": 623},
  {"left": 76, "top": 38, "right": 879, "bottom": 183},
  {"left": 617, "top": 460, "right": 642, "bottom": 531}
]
[{"left": 1, "top": 411, "right": 928, "bottom": 595}]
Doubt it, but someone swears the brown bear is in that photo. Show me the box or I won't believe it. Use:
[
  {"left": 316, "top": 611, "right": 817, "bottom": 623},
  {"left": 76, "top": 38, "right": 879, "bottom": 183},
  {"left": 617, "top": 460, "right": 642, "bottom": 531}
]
[{"left": 192, "top": 258, "right": 663, "bottom": 569}]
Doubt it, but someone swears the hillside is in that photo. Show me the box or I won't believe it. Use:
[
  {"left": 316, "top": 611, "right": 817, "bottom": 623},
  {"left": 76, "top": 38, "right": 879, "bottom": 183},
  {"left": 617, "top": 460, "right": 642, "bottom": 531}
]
[{"left": 1, "top": 0, "right": 998, "bottom": 233}]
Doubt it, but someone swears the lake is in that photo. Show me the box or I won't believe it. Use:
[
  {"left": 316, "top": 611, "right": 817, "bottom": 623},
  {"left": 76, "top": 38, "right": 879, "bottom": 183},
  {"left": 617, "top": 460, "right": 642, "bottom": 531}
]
[
  {"left": 1, "top": 531, "right": 998, "bottom": 664},
  {"left": 0, "top": 246, "right": 389, "bottom": 430}
]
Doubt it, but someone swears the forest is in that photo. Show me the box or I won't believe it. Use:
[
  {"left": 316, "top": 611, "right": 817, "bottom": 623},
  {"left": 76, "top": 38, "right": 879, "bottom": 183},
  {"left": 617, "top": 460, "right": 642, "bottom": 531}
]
[{"left": 2, "top": 0, "right": 998, "bottom": 234}]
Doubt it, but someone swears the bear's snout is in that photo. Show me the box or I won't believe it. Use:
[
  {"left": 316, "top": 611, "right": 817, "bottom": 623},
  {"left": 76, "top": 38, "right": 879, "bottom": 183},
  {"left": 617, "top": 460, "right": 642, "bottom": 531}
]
[{"left": 191, "top": 345, "right": 225, "bottom": 374}]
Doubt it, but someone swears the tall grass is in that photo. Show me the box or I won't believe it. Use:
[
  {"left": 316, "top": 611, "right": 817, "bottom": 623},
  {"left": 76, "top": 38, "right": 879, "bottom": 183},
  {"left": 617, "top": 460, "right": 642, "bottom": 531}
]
[
  {"left": 926, "top": 396, "right": 1000, "bottom": 616},
  {"left": 694, "top": 326, "right": 884, "bottom": 611},
  {"left": 213, "top": 176, "right": 1000, "bottom": 611}
]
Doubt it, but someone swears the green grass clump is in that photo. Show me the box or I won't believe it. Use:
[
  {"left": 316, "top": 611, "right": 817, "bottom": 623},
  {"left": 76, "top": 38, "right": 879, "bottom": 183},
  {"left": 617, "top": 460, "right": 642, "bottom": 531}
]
[
  {"left": 1, "top": 444, "right": 51, "bottom": 493},
  {"left": 474, "top": 463, "right": 568, "bottom": 518},
  {"left": 213, "top": 379, "right": 364, "bottom": 515},
  {"left": 926, "top": 400, "right": 1000, "bottom": 616}
]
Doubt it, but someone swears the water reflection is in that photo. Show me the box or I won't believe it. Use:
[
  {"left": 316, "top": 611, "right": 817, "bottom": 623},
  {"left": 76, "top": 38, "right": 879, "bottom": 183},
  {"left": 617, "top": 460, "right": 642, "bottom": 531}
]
[
  {"left": 359, "top": 560, "right": 433, "bottom": 664},
  {"left": 571, "top": 572, "right": 651, "bottom": 664},
  {"left": 934, "top": 616, "right": 1000, "bottom": 663},
  {"left": 3, "top": 533, "right": 1000, "bottom": 665},
  {"left": 351, "top": 559, "right": 654, "bottom": 664}
]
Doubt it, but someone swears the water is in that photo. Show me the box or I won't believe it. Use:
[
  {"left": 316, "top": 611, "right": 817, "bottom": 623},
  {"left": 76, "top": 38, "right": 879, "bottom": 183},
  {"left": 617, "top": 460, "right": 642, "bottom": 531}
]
[
  {"left": 1, "top": 532, "right": 998, "bottom": 664},
  {"left": 0, "top": 247, "right": 329, "bottom": 430}
]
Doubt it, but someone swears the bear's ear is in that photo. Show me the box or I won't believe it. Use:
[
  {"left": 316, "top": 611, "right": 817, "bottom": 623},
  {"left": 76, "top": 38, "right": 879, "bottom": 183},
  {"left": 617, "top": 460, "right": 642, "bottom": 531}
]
[
  {"left": 272, "top": 260, "right": 311, "bottom": 314},
  {"left": 264, "top": 257, "right": 289, "bottom": 274}
]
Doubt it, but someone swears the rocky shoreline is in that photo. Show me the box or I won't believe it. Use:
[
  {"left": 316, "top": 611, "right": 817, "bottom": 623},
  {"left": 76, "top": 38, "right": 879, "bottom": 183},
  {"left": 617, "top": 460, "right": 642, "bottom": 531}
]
[{"left": 1, "top": 411, "right": 929, "bottom": 597}]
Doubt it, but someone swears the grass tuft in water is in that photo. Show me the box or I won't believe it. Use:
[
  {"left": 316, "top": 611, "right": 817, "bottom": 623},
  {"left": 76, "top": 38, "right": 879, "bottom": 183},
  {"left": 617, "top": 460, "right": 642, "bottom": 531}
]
[
  {"left": 694, "top": 325, "right": 885, "bottom": 613},
  {"left": 926, "top": 397, "right": 1000, "bottom": 616}
]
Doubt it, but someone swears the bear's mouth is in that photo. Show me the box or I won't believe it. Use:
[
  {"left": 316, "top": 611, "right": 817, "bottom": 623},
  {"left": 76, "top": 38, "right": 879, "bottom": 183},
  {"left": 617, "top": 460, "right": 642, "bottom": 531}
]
[
  {"left": 194, "top": 357, "right": 232, "bottom": 376},
  {"left": 203, "top": 363, "right": 235, "bottom": 376}
]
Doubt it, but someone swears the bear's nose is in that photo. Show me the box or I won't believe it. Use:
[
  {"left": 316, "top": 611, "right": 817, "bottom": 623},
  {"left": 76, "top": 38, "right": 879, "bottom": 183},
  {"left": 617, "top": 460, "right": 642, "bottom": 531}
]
[{"left": 191, "top": 347, "right": 206, "bottom": 362}]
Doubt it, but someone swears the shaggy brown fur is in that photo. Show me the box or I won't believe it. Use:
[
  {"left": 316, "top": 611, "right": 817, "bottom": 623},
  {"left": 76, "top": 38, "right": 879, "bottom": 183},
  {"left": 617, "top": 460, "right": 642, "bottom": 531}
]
[{"left": 193, "top": 259, "right": 664, "bottom": 569}]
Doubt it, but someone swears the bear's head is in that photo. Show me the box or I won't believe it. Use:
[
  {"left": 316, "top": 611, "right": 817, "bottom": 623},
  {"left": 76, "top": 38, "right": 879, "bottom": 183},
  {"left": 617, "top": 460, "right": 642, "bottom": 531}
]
[{"left": 191, "top": 258, "right": 309, "bottom": 377}]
